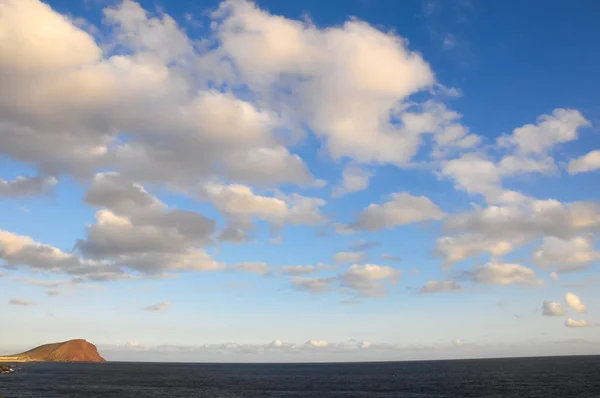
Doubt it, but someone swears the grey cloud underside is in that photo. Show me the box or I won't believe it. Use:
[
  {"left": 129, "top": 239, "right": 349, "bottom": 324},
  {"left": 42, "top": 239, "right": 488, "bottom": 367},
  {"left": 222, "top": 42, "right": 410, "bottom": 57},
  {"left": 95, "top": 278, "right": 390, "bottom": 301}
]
[
  {"left": 0, "top": 175, "right": 56, "bottom": 197},
  {"left": 542, "top": 301, "right": 565, "bottom": 316},
  {"left": 418, "top": 280, "right": 461, "bottom": 294},
  {"left": 74, "top": 173, "right": 218, "bottom": 273},
  {"left": 218, "top": 226, "right": 250, "bottom": 243}
]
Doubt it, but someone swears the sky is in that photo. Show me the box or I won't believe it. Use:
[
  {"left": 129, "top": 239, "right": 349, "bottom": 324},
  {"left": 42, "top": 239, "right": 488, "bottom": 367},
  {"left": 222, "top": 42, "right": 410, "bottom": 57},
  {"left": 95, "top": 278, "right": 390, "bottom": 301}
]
[{"left": 0, "top": 0, "right": 599, "bottom": 362}]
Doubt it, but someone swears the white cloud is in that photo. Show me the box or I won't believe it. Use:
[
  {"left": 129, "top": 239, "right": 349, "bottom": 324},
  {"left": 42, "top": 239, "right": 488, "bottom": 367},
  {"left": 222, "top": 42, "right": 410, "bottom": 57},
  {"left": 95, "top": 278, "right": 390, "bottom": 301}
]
[
  {"left": 0, "top": 0, "right": 316, "bottom": 188},
  {"left": 466, "top": 261, "right": 543, "bottom": 286},
  {"left": 440, "top": 109, "right": 589, "bottom": 204},
  {"left": 339, "top": 264, "right": 401, "bottom": 297},
  {"left": 441, "top": 154, "right": 502, "bottom": 200},
  {"left": 290, "top": 276, "right": 336, "bottom": 293},
  {"left": 419, "top": 280, "right": 461, "bottom": 294},
  {"left": 568, "top": 150, "right": 600, "bottom": 174},
  {"left": 213, "top": 0, "right": 437, "bottom": 166},
  {"left": 221, "top": 146, "right": 315, "bottom": 187},
  {"left": 9, "top": 298, "right": 37, "bottom": 306},
  {"left": 436, "top": 234, "right": 515, "bottom": 265},
  {"left": 332, "top": 164, "right": 371, "bottom": 197},
  {"left": 453, "top": 338, "right": 464, "bottom": 347},
  {"left": 199, "top": 181, "right": 326, "bottom": 230},
  {"left": 550, "top": 272, "right": 559, "bottom": 281},
  {"left": 281, "top": 263, "right": 335, "bottom": 276},
  {"left": 0, "top": 175, "right": 57, "bottom": 197},
  {"left": 268, "top": 339, "right": 286, "bottom": 348},
  {"left": 542, "top": 301, "right": 565, "bottom": 316},
  {"left": 565, "top": 293, "right": 586, "bottom": 313},
  {"left": 143, "top": 301, "right": 172, "bottom": 312},
  {"left": 343, "top": 193, "right": 444, "bottom": 232},
  {"left": 498, "top": 109, "right": 590, "bottom": 155},
  {"left": 565, "top": 318, "right": 594, "bottom": 328},
  {"left": 290, "top": 264, "right": 401, "bottom": 298},
  {"left": 333, "top": 251, "right": 367, "bottom": 265},
  {"left": 103, "top": 0, "right": 195, "bottom": 65},
  {"left": 306, "top": 340, "right": 329, "bottom": 348},
  {"left": 437, "top": 199, "right": 600, "bottom": 264},
  {"left": 533, "top": 236, "right": 599, "bottom": 273},
  {"left": 127, "top": 341, "right": 141, "bottom": 348},
  {"left": 440, "top": 153, "right": 555, "bottom": 204},
  {"left": 230, "top": 262, "right": 270, "bottom": 276}
]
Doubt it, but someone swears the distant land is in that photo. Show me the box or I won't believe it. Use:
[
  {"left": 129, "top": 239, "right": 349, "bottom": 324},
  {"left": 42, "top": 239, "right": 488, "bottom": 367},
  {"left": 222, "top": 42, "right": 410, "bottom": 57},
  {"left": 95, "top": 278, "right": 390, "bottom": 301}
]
[{"left": 0, "top": 339, "right": 105, "bottom": 363}]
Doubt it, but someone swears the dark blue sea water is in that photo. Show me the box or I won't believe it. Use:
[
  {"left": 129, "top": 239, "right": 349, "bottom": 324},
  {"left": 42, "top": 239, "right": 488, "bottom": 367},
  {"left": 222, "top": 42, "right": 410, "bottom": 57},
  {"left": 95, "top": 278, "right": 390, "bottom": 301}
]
[{"left": 1, "top": 356, "right": 599, "bottom": 397}]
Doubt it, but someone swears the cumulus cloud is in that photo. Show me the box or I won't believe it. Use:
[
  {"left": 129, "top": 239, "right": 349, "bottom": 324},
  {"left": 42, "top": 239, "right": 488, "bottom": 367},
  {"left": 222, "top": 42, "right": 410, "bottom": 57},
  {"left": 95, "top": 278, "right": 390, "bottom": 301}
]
[
  {"left": 230, "top": 262, "right": 270, "bottom": 276},
  {"left": 498, "top": 109, "right": 590, "bottom": 155},
  {"left": 0, "top": 0, "right": 477, "bottom": 196},
  {"left": 75, "top": 173, "right": 224, "bottom": 274},
  {"left": 290, "top": 276, "right": 337, "bottom": 293},
  {"left": 542, "top": 301, "right": 565, "bottom": 316},
  {"left": 0, "top": 175, "right": 57, "bottom": 197},
  {"left": 453, "top": 339, "right": 464, "bottom": 346},
  {"left": 419, "top": 280, "right": 461, "bottom": 294},
  {"left": 281, "top": 263, "right": 336, "bottom": 276},
  {"left": 333, "top": 251, "right": 367, "bottom": 264},
  {"left": 199, "top": 181, "right": 326, "bottom": 231},
  {"left": 533, "top": 236, "right": 599, "bottom": 273},
  {"left": 440, "top": 109, "right": 590, "bottom": 204},
  {"left": 465, "top": 261, "right": 543, "bottom": 286},
  {"left": 217, "top": 226, "right": 249, "bottom": 243},
  {"left": 550, "top": 272, "right": 559, "bottom": 281},
  {"left": 339, "top": 264, "right": 401, "bottom": 297},
  {"left": 437, "top": 199, "right": 600, "bottom": 265},
  {"left": 127, "top": 341, "right": 141, "bottom": 347},
  {"left": 568, "top": 150, "right": 600, "bottom": 174},
  {"left": 143, "top": 301, "right": 172, "bottom": 312},
  {"left": 565, "top": 293, "right": 586, "bottom": 313},
  {"left": 0, "top": 0, "right": 319, "bottom": 188},
  {"left": 9, "top": 298, "right": 37, "bottom": 306},
  {"left": 1, "top": 211, "right": 220, "bottom": 281},
  {"left": 343, "top": 193, "right": 444, "bottom": 232},
  {"left": 332, "top": 164, "right": 372, "bottom": 197},
  {"left": 0, "top": 229, "right": 96, "bottom": 275},
  {"left": 212, "top": 0, "right": 446, "bottom": 167},
  {"left": 565, "top": 318, "right": 594, "bottom": 328}
]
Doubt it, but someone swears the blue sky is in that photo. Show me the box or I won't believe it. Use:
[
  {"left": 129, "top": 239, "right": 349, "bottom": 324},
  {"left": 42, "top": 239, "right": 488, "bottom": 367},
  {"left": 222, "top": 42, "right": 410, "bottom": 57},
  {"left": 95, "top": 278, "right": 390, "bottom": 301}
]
[{"left": 1, "top": 0, "right": 599, "bottom": 362}]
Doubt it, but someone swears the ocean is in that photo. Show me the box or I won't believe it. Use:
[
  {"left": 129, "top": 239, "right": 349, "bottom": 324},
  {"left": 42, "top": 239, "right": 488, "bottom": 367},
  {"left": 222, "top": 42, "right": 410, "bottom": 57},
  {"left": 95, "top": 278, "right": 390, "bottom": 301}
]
[{"left": 1, "top": 356, "right": 599, "bottom": 397}]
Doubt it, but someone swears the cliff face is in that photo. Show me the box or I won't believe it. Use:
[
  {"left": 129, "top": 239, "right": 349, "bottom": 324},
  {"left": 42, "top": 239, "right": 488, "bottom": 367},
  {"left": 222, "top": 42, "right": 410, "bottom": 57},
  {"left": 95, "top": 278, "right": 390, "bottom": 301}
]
[{"left": 7, "top": 339, "right": 106, "bottom": 363}]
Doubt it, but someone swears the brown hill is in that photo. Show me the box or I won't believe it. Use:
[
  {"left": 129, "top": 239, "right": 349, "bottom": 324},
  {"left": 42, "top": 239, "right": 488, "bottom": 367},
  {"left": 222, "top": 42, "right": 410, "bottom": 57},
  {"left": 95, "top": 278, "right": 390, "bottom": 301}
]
[{"left": 3, "top": 339, "right": 106, "bottom": 363}]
